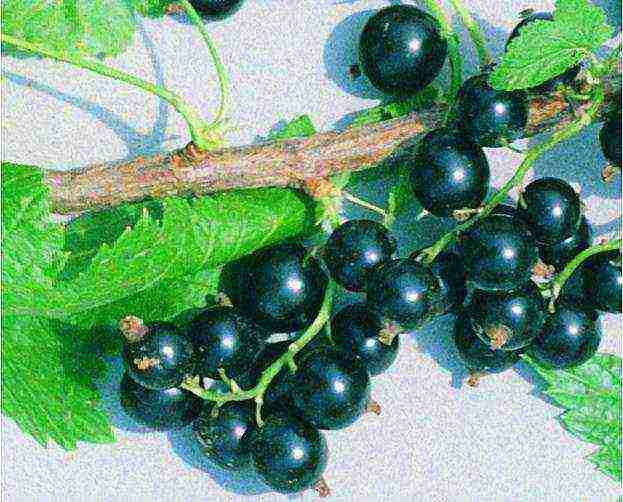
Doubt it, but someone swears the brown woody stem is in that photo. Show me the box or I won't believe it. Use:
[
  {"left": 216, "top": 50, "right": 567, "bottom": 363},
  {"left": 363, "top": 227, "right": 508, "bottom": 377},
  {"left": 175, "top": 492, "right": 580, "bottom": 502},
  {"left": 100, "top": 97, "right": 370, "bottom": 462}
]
[{"left": 43, "top": 77, "right": 618, "bottom": 215}]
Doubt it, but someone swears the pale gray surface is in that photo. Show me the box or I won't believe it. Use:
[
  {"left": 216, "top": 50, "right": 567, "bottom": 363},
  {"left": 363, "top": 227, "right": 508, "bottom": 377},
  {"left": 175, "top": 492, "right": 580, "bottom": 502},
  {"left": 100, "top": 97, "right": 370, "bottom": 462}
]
[{"left": 1, "top": 1, "right": 622, "bottom": 501}]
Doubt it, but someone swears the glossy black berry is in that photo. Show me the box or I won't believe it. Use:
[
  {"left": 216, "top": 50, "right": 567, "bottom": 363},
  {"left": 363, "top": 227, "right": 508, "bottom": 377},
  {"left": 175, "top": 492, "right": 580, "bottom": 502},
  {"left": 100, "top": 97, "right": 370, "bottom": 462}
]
[
  {"left": 188, "top": 307, "right": 265, "bottom": 381},
  {"left": 367, "top": 258, "right": 440, "bottom": 328},
  {"left": 467, "top": 281, "right": 546, "bottom": 351},
  {"left": 123, "top": 323, "right": 196, "bottom": 390},
  {"left": 556, "top": 264, "right": 594, "bottom": 311},
  {"left": 518, "top": 177, "right": 582, "bottom": 245},
  {"left": 190, "top": 0, "right": 244, "bottom": 20},
  {"left": 539, "top": 216, "right": 591, "bottom": 270},
  {"left": 408, "top": 129, "right": 491, "bottom": 216},
  {"left": 506, "top": 12, "right": 580, "bottom": 93},
  {"left": 237, "top": 242, "right": 328, "bottom": 333},
  {"left": 251, "top": 411, "right": 328, "bottom": 494},
  {"left": 454, "top": 313, "right": 521, "bottom": 373},
  {"left": 600, "top": 112, "right": 622, "bottom": 168},
  {"left": 528, "top": 307, "right": 601, "bottom": 369},
  {"left": 330, "top": 304, "right": 400, "bottom": 376},
  {"left": 120, "top": 373, "right": 201, "bottom": 430},
  {"left": 410, "top": 249, "right": 467, "bottom": 314},
  {"left": 323, "top": 219, "right": 397, "bottom": 292},
  {"left": 462, "top": 214, "right": 538, "bottom": 292},
  {"left": 584, "top": 250, "right": 622, "bottom": 313},
  {"left": 358, "top": 5, "right": 448, "bottom": 96},
  {"left": 193, "top": 401, "right": 256, "bottom": 470},
  {"left": 291, "top": 347, "right": 371, "bottom": 430},
  {"left": 456, "top": 73, "right": 528, "bottom": 147}
]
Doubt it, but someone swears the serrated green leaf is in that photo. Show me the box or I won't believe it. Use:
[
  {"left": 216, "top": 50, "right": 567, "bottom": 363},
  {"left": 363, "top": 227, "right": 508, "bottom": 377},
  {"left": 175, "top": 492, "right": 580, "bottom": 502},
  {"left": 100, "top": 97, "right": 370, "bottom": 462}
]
[
  {"left": 2, "top": 315, "right": 115, "bottom": 450},
  {"left": 589, "top": 444, "right": 622, "bottom": 481},
  {"left": 1, "top": 162, "right": 114, "bottom": 449},
  {"left": 525, "top": 353, "right": 622, "bottom": 481},
  {"left": 1, "top": 162, "right": 67, "bottom": 312},
  {"left": 129, "top": 0, "right": 171, "bottom": 18},
  {"left": 16, "top": 189, "right": 311, "bottom": 324},
  {"left": 269, "top": 115, "right": 317, "bottom": 141},
  {"left": 1, "top": 0, "right": 137, "bottom": 57},
  {"left": 350, "top": 86, "right": 439, "bottom": 128},
  {"left": 490, "top": 0, "right": 613, "bottom": 90}
]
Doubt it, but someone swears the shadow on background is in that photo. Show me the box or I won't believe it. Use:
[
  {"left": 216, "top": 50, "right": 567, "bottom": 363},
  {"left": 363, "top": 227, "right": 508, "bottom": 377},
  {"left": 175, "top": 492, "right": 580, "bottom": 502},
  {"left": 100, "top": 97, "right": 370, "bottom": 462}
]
[
  {"left": 2, "top": 24, "right": 174, "bottom": 166},
  {"left": 168, "top": 426, "right": 270, "bottom": 496},
  {"left": 408, "top": 313, "right": 468, "bottom": 389}
]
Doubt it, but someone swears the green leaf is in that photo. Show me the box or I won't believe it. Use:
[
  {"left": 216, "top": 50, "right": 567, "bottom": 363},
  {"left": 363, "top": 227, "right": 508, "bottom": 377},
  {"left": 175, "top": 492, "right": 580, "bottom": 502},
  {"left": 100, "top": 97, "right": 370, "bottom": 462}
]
[
  {"left": 385, "top": 168, "right": 419, "bottom": 227},
  {"left": 269, "top": 115, "right": 317, "bottom": 141},
  {"left": 1, "top": 162, "right": 67, "bottom": 312},
  {"left": 349, "top": 86, "right": 439, "bottom": 128},
  {"left": 18, "top": 189, "right": 311, "bottom": 324},
  {"left": 525, "top": 353, "right": 622, "bottom": 482},
  {"left": 1, "top": 162, "right": 114, "bottom": 449},
  {"left": 490, "top": 0, "right": 613, "bottom": 90},
  {"left": 1, "top": 0, "right": 137, "bottom": 57},
  {"left": 130, "top": 0, "right": 171, "bottom": 18},
  {"left": 2, "top": 315, "right": 115, "bottom": 450}
]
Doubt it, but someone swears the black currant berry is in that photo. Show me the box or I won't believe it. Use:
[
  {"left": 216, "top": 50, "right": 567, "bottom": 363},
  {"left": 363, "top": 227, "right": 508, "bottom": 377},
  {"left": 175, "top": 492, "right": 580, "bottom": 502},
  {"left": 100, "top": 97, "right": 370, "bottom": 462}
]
[
  {"left": 330, "top": 304, "right": 400, "bottom": 376},
  {"left": 120, "top": 373, "right": 201, "bottom": 430},
  {"left": 461, "top": 214, "right": 538, "bottom": 292},
  {"left": 193, "top": 401, "right": 256, "bottom": 470},
  {"left": 358, "top": 5, "right": 448, "bottom": 96},
  {"left": 323, "top": 219, "right": 397, "bottom": 292},
  {"left": 251, "top": 411, "right": 328, "bottom": 494},
  {"left": 538, "top": 216, "right": 591, "bottom": 270},
  {"left": 584, "top": 250, "right": 622, "bottom": 313},
  {"left": 556, "top": 264, "right": 594, "bottom": 311},
  {"left": 467, "top": 281, "right": 546, "bottom": 351},
  {"left": 188, "top": 306, "right": 266, "bottom": 381},
  {"left": 410, "top": 249, "right": 467, "bottom": 314},
  {"left": 408, "top": 129, "right": 491, "bottom": 217},
  {"left": 366, "top": 258, "right": 440, "bottom": 328},
  {"left": 190, "top": 0, "right": 244, "bottom": 20},
  {"left": 600, "top": 112, "right": 622, "bottom": 168},
  {"left": 237, "top": 242, "right": 328, "bottom": 333},
  {"left": 123, "top": 322, "right": 196, "bottom": 390},
  {"left": 454, "top": 313, "right": 521, "bottom": 374},
  {"left": 506, "top": 12, "right": 580, "bottom": 93},
  {"left": 528, "top": 307, "right": 601, "bottom": 369},
  {"left": 291, "top": 347, "right": 371, "bottom": 430},
  {"left": 456, "top": 73, "right": 528, "bottom": 147},
  {"left": 518, "top": 177, "right": 582, "bottom": 245}
]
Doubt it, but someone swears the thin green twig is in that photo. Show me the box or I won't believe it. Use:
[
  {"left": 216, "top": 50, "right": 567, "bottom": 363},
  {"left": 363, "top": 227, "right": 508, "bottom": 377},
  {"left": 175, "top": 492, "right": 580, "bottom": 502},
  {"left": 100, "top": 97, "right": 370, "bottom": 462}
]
[
  {"left": 343, "top": 191, "right": 388, "bottom": 219},
  {"left": 179, "top": 0, "right": 231, "bottom": 126},
  {"left": 422, "top": 1, "right": 462, "bottom": 114},
  {"left": 549, "top": 238, "right": 622, "bottom": 312},
  {"left": 448, "top": 0, "right": 492, "bottom": 68},
  {"left": 1, "top": 33, "right": 214, "bottom": 150}
]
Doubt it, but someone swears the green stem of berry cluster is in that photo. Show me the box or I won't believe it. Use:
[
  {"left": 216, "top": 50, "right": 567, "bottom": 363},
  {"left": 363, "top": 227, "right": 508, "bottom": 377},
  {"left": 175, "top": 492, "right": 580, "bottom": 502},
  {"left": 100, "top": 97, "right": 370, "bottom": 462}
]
[
  {"left": 182, "top": 281, "right": 336, "bottom": 425},
  {"left": 549, "top": 238, "right": 622, "bottom": 311},
  {"left": 447, "top": 0, "right": 492, "bottom": 68},
  {"left": 342, "top": 192, "right": 388, "bottom": 219},
  {"left": 422, "top": 1, "right": 462, "bottom": 112},
  {"left": 421, "top": 84, "right": 606, "bottom": 265}
]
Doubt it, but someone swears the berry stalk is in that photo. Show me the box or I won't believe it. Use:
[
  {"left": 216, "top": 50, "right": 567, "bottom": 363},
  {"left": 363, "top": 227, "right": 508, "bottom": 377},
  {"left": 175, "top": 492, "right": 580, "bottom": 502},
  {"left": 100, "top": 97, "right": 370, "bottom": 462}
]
[
  {"left": 447, "top": 0, "right": 492, "bottom": 67},
  {"left": 421, "top": 84, "right": 606, "bottom": 264},
  {"left": 422, "top": 0, "right": 463, "bottom": 111},
  {"left": 181, "top": 281, "right": 336, "bottom": 417},
  {"left": 549, "top": 238, "right": 622, "bottom": 312}
]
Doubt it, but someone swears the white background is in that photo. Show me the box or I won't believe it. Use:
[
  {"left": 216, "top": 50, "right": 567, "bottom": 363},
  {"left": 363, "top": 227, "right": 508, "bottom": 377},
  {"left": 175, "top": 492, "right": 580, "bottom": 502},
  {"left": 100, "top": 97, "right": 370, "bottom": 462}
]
[{"left": 2, "top": 1, "right": 622, "bottom": 500}]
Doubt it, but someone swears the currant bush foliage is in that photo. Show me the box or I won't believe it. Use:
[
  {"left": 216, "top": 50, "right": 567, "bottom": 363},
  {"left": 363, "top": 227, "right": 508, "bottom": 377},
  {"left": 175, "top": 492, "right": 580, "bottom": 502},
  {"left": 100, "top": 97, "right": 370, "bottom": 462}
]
[
  {"left": 526, "top": 354, "right": 622, "bottom": 482},
  {"left": 2, "top": 163, "right": 114, "bottom": 449},
  {"left": 491, "top": 0, "right": 613, "bottom": 91}
]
